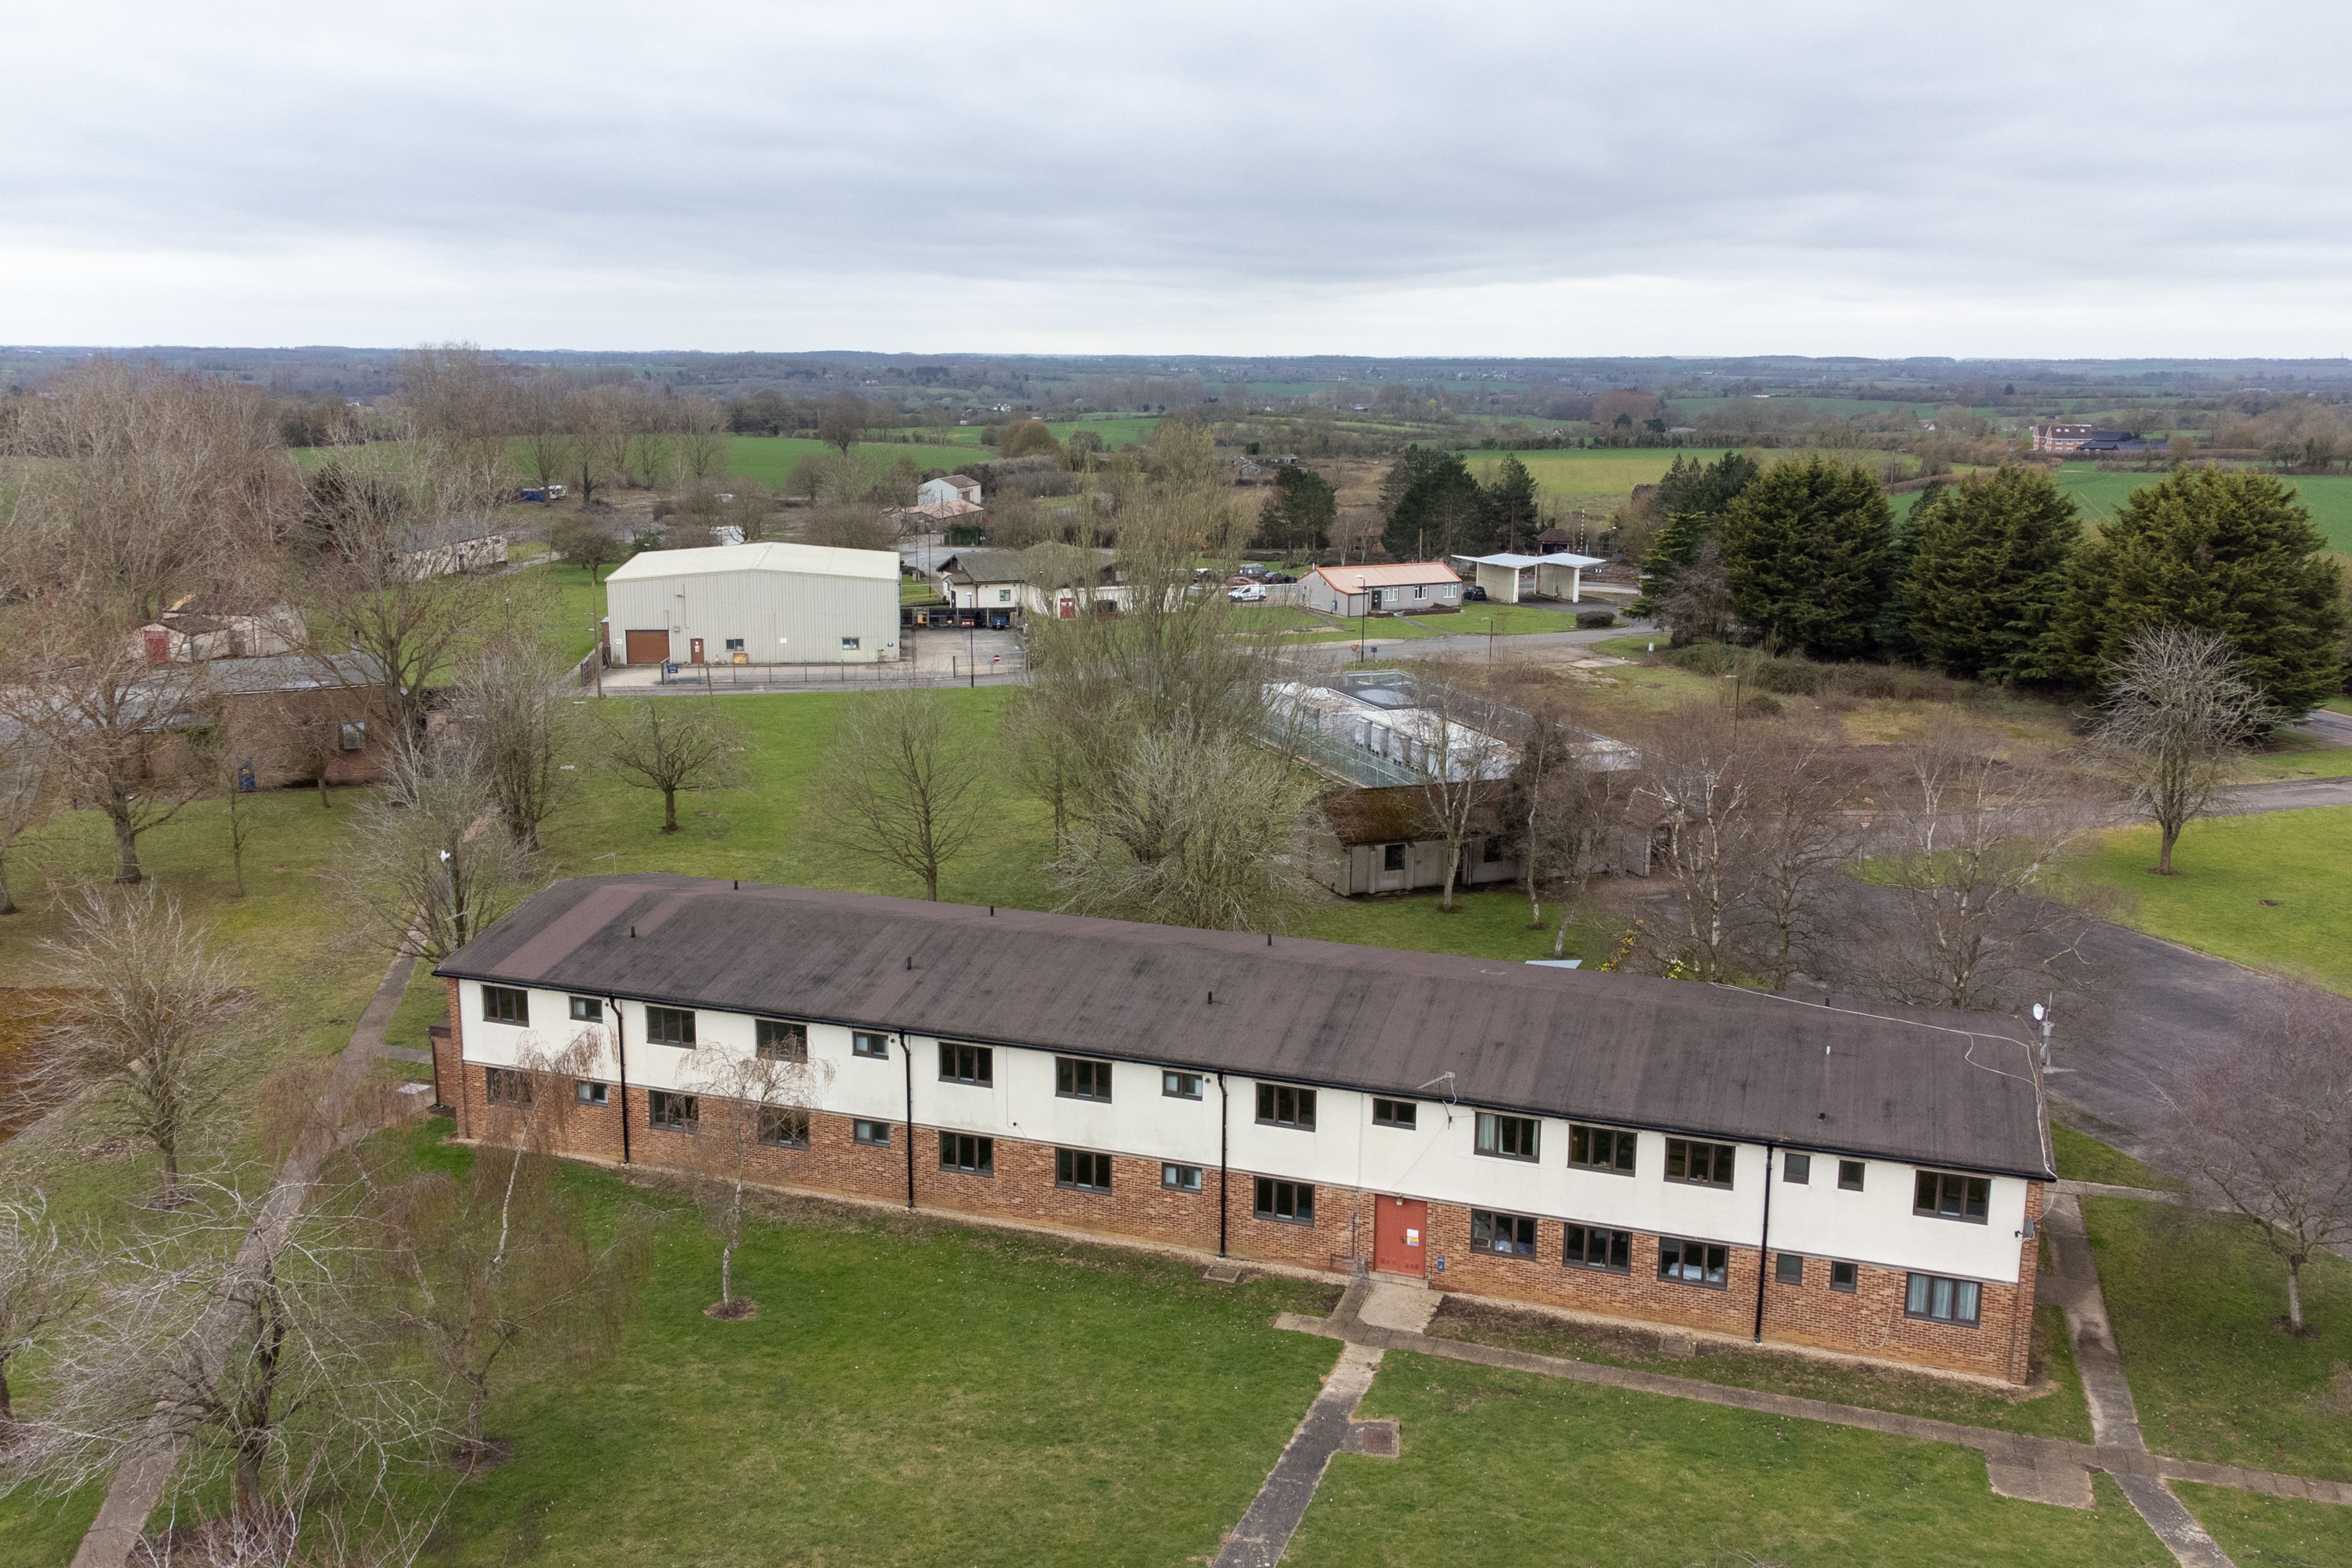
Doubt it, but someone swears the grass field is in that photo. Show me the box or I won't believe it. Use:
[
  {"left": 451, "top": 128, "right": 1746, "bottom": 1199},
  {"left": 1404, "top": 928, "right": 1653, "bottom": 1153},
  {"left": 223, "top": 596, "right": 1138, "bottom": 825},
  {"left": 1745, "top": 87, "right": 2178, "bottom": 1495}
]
[
  {"left": 722, "top": 434, "right": 987, "bottom": 486},
  {"left": 2050, "top": 1124, "right": 2181, "bottom": 1191},
  {"left": 2177, "top": 1483, "right": 2352, "bottom": 1567},
  {"left": 2084, "top": 1196, "right": 2352, "bottom": 1480},
  {"left": 1284, "top": 1353, "right": 2172, "bottom": 1567},
  {"left": 2069, "top": 806, "right": 2352, "bottom": 992},
  {"left": 2054, "top": 463, "right": 2352, "bottom": 553}
]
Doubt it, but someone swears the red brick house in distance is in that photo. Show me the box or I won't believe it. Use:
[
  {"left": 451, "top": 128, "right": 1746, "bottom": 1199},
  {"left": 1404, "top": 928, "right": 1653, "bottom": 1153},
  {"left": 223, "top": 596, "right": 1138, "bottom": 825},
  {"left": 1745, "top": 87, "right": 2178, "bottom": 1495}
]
[{"left": 434, "top": 876, "right": 2053, "bottom": 1385}]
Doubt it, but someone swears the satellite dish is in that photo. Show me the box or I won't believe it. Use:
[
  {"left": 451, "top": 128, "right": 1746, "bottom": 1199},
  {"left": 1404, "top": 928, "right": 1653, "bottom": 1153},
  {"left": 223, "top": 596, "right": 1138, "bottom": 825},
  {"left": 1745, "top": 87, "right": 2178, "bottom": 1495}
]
[{"left": 2031, "top": 1003, "right": 2046, "bottom": 1022}]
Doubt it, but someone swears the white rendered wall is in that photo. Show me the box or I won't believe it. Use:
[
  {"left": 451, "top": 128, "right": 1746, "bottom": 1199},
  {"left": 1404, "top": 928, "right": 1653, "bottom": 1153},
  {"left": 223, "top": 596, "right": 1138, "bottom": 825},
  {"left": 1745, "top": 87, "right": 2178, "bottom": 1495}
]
[{"left": 604, "top": 568, "right": 898, "bottom": 664}]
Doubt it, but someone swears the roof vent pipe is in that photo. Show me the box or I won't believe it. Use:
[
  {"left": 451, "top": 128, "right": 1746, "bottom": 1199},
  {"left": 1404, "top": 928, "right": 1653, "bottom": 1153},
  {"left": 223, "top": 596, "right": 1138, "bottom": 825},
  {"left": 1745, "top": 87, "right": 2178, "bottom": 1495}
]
[
  {"left": 629, "top": 925, "right": 636, "bottom": 938},
  {"left": 906, "top": 955, "right": 913, "bottom": 971}
]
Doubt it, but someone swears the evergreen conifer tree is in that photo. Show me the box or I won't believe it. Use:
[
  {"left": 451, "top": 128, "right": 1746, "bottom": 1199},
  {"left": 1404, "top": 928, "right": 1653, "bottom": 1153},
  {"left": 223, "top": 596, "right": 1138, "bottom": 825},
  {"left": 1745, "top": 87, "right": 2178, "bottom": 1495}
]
[
  {"left": 2042, "top": 467, "right": 2349, "bottom": 712},
  {"left": 1480, "top": 456, "right": 1540, "bottom": 552},
  {"left": 1633, "top": 452, "right": 1759, "bottom": 616},
  {"left": 1383, "top": 451, "right": 1485, "bottom": 560},
  {"left": 1719, "top": 455, "right": 1893, "bottom": 660},
  {"left": 1902, "top": 467, "right": 2078, "bottom": 682}
]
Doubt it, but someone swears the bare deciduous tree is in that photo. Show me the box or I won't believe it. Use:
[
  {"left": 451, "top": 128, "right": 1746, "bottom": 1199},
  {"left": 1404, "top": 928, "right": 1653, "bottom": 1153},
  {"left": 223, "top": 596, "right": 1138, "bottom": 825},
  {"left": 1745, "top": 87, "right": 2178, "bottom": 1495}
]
[
  {"left": 448, "top": 635, "right": 576, "bottom": 850},
  {"left": 683, "top": 1051, "right": 834, "bottom": 1317},
  {"left": 335, "top": 738, "right": 537, "bottom": 967},
  {"left": 818, "top": 685, "right": 986, "bottom": 901},
  {"left": 599, "top": 697, "right": 744, "bottom": 833},
  {"left": 2163, "top": 988, "right": 2352, "bottom": 1335},
  {"left": 0, "top": 744, "right": 54, "bottom": 916},
  {"left": 1866, "top": 722, "right": 2107, "bottom": 1013},
  {"left": 1399, "top": 670, "right": 1516, "bottom": 912},
  {"left": 0, "top": 615, "right": 215, "bottom": 884},
  {"left": 1507, "top": 705, "right": 1630, "bottom": 958},
  {"left": 1734, "top": 722, "right": 1855, "bottom": 991},
  {"left": 0, "top": 1194, "right": 96, "bottom": 1430},
  {"left": 184, "top": 694, "right": 270, "bottom": 898},
  {"left": 1628, "top": 700, "right": 1758, "bottom": 983},
  {"left": 2091, "top": 624, "right": 2274, "bottom": 875},
  {"left": 1049, "top": 730, "right": 1311, "bottom": 932},
  {"left": 29, "top": 885, "right": 257, "bottom": 1206},
  {"left": 372, "top": 1037, "right": 650, "bottom": 1456},
  {"left": 674, "top": 396, "right": 729, "bottom": 481}
]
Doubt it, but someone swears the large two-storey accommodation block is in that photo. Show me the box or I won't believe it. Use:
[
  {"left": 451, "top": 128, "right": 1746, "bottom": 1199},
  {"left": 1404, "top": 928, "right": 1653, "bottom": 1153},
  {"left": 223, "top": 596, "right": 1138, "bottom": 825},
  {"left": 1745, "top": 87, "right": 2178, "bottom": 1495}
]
[{"left": 434, "top": 876, "right": 2053, "bottom": 1385}]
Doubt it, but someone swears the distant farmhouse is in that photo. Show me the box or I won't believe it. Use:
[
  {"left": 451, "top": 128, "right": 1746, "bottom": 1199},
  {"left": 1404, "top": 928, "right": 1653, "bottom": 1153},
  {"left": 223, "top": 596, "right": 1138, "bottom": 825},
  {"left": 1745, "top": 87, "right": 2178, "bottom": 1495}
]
[
  {"left": 918, "top": 473, "right": 983, "bottom": 508},
  {"left": 2031, "top": 422, "right": 2159, "bottom": 454},
  {"left": 1300, "top": 562, "right": 1463, "bottom": 618},
  {"left": 932, "top": 548, "right": 1124, "bottom": 629},
  {"left": 603, "top": 541, "right": 901, "bottom": 667}
]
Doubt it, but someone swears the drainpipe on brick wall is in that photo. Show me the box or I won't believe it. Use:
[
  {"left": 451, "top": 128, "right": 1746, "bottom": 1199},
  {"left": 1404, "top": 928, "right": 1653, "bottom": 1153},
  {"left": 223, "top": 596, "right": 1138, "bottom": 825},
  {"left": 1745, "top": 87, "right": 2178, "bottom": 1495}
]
[
  {"left": 1753, "top": 1142, "right": 1775, "bottom": 1343},
  {"left": 606, "top": 997, "right": 631, "bottom": 1166},
  {"left": 901, "top": 1031, "right": 916, "bottom": 1211},
  {"left": 1217, "top": 1072, "right": 1230, "bottom": 1258}
]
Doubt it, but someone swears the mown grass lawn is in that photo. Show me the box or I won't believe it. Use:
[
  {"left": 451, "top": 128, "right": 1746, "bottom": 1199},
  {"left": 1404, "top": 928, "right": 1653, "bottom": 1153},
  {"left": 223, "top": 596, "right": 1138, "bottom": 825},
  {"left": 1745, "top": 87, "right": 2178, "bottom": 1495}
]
[
  {"left": 1284, "top": 1353, "right": 2170, "bottom": 1567},
  {"left": 2176, "top": 1483, "right": 2352, "bottom": 1568},
  {"left": 405, "top": 1129, "right": 1340, "bottom": 1568},
  {"left": 723, "top": 434, "right": 994, "bottom": 486},
  {"left": 2069, "top": 806, "right": 2352, "bottom": 993},
  {"left": 1423, "top": 1296, "right": 2092, "bottom": 1443},
  {"left": 2084, "top": 1197, "right": 2352, "bottom": 1480},
  {"left": 2051, "top": 1124, "right": 2182, "bottom": 1192},
  {"left": 2234, "top": 726, "right": 2352, "bottom": 781}
]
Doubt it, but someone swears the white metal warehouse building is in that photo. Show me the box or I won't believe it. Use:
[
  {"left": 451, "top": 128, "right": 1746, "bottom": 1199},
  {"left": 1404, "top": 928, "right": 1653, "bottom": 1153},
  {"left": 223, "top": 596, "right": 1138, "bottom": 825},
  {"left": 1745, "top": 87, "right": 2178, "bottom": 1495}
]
[{"left": 603, "top": 541, "right": 901, "bottom": 667}]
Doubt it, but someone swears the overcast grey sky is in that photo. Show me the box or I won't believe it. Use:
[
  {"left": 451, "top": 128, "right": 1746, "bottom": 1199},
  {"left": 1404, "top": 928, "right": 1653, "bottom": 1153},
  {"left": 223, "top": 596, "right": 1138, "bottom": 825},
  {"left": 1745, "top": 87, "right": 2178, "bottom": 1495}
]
[{"left": 6, "top": 0, "right": 2348, "bottom": 356}]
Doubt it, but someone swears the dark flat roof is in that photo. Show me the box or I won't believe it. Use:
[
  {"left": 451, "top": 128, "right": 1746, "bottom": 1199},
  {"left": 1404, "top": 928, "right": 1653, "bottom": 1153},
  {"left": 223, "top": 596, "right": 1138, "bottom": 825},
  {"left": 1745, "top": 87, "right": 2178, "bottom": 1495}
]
[{"left": 437, "top": 876, "right": 2053, "bottom": 1179}]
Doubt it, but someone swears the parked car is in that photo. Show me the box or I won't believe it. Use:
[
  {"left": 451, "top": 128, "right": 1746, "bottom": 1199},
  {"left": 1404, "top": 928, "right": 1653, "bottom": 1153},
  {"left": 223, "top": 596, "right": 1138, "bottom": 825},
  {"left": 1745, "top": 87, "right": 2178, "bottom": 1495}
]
[
  {"left": 1265, "top": 572, "right": 1296, "bottom": 584},
  {"left": 1235, "top": 562, "right": 1270, "bottom": 579},
  {"left": 1462, "top": 584, "right": 1489, "bottom": 601},
  {"left": 1227, "top": 584, "right": 1268, "bottom": 602}
]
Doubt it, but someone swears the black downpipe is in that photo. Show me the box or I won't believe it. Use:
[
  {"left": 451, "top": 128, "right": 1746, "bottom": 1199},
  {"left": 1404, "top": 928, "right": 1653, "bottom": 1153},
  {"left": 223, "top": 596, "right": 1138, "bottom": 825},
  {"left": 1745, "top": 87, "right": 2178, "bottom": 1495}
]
[
  {"left": 901, "top": 1031, "right": 916, "bottom": 1211},
  {"left": 1753, "top": 1143, "right": 1775, "bottom": 1342},
  {"left": 1217, "top": 1071, "right": 1230, "bottom": 1258},
  {"left": 606, "top": 996, "right": 632, "bottom": 1166}
]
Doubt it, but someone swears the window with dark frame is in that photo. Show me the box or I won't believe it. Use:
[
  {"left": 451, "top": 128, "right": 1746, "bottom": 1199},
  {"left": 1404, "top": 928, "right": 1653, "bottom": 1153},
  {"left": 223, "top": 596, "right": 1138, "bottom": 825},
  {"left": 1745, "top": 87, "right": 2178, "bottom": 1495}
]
[
  {"left": 756, "top": 1019, "right": 809, "bottom": 1061},
  {"left": 481, "top": 986, "right": 529, "bottom": 1025},
  {"left": 1470, "top": 1209, "right": 1538, "bottom": 1258},
  {"left": 1783, "top": 1152, "right": 1811, "bottom": 1184},
  {"left": 939, "top": 1132, "right": 993, "bottom": 1175},
  {"left": 852, "top": 1031, "right": 890, "bottom": 1059},
  {"left": 1838, "top": 1160, "right": 1866, "bottom": 1191},
  {"left": 1382, "top": 843, "right": 1407, "bottom": 871},
  {"left": 644, "top": 1006, "right": 696, "bottom": 1048},
  {"left": 1914, "top": 1170, "right": 1991, "bottom": 1223},
  {"left": 569, "top": 996, "right": 603, "bottom": 1023},
  {"left": 760, "top": 1108, "right": 810, "bottom": 1149},
  {"left": 1665, "top": 1138, "right": 1736, "bottom": 1188},
  {"left": 1256, "top": 1084, "right": 1316, "bottom": 1130},
  {"left": 1254, "top": 1178, "right": 1314, "bottom": 1225},
  {"left": 938, "top": 1042, "right": 993, "bottom": 1085},
  {"left": 1568, "top": 1124, "right": 1636, "bottom": 1174},
  {"left": 1056, "top": 1057, "right": 1112, "bottom": 1101},
  {"left": 1372, "top": 1098, "right": 1417, "bottom": 1130},
  {"left": 1830, "top": 1261, "right": 1859, "bottom": 1293},
  {"left": 1658, "top": 1237, "right": 1729, "bottom": 1287},
  {"left": 1480, "top": 836, "right": 1504, "bottom": 862},
  {"left": 1476, "top": 1112, "right": 1539, "bottom": 1161},
  {"left": 1162, "top": 1163, "right": 1203, "bottom": 1193},
  {"left": 649, "top": 1090, "right": 697, "bottom": 1132},
  {"left": 1905, "top": 1272, "right": 1982, "bottom": 1326},
  {"left": 1563, "top": 1224, "right": 1631, "bottom": 1273},
  {"left": 853, "top": 1119, "right": 892, "bottom": 1147},
  {"left": 575, "top": 1080, "right": 607, "bottom": 1106},
  {"left": 1055, "top": 1148, "right": 1111, "bottom": 1191},
  {"left": 484, "top": 1066, "right": 533, "bottom": 1106},
  {"left": 1162, "top": 1071, "right": 1203, "bottom": 1100},
  {"left": 1776, "top": 1252, "right": 1805, "bottom": 1286}
]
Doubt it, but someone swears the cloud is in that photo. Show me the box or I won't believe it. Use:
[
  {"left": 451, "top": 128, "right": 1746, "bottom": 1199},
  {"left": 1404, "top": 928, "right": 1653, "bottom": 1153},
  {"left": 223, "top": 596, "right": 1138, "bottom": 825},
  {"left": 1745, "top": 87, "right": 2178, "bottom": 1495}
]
[{"left": 5, "top": 0, "right": 2349, "bottom": 354}]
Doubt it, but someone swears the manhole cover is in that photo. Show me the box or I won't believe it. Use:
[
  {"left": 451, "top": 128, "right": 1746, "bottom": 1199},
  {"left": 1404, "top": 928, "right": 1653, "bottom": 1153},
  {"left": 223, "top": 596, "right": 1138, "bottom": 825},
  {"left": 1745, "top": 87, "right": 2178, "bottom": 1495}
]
[{"left": 1348, "top": 1420, "right": 1401, "bottom": 1458}]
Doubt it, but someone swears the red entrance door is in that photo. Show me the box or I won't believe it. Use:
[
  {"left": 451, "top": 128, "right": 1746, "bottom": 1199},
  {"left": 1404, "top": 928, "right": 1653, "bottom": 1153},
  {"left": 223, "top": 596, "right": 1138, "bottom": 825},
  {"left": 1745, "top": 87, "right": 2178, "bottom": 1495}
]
[
  {"left": 689, "top": 637, "right": 706, "bottom": 664},
  {"left": 1372, "top": 1196, "right": 1428, "bottom": 1277}
]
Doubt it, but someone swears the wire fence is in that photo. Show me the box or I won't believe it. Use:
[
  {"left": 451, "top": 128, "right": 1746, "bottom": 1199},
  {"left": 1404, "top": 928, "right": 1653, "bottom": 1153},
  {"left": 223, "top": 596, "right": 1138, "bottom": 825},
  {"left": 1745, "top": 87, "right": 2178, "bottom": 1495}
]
[{"left": 639, "top": 656, "right": 1031, "bottom": 694}]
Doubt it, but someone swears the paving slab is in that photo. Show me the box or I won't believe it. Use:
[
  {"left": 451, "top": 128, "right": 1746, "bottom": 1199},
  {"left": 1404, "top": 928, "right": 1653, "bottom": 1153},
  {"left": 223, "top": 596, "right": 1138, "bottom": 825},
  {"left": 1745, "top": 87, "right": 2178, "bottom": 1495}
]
[{"left": 1212, "top": 1342, "right": 1385, "bottom": 1568}]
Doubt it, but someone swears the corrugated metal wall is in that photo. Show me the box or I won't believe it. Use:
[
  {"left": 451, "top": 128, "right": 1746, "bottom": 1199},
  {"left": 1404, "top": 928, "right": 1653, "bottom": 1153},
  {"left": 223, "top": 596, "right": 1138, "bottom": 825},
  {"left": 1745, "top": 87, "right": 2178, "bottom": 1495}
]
[{"left": 606, "top": 569, "right": 901, "bottom": 664}]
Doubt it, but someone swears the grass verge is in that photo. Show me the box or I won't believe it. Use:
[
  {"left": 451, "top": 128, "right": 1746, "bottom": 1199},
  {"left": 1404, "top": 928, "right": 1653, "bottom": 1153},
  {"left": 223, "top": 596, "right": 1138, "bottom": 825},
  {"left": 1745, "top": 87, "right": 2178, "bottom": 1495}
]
[
  {"left": 1423, "top": 1295, "right": 2092, "bottom": 1442},
  {"left": 2176, "top": 1482, "right": 2352, "bottom": 1567},
  {"left": 1284, "top": 1352, "right": 2169, "bottom": 1567},
  {"left": 2083, "top": 1196, "right": 2352, "bottom": 1479},
  {"left": 2051, "top": 1124, "right": 2182, "bottom": 1192}
]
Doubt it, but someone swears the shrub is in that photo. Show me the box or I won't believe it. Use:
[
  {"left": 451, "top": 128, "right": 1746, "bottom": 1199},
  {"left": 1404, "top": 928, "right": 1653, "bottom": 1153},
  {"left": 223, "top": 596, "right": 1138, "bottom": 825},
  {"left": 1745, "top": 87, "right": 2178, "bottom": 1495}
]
[
  {"left": 1744, "top": 694, "right": 1785, "bottom": 716},
  {"left": 1664, "top": 641, "right": 1739, "bottom": 676},
  {"left": 1752, "top": 656, "right": 1820, "bottom": 696},
  {"left": 1575, "top": 609, "right": 1616, "bottom": 629}
]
